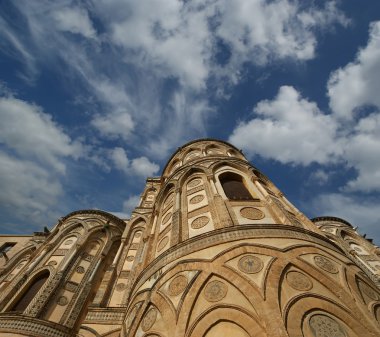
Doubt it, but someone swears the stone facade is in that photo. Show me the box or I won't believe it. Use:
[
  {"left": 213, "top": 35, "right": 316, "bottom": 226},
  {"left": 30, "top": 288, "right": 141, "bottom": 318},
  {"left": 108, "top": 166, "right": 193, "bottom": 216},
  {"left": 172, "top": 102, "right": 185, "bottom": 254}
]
[{"left": 0, "top": 138, "right": 379, "bottom": 337}]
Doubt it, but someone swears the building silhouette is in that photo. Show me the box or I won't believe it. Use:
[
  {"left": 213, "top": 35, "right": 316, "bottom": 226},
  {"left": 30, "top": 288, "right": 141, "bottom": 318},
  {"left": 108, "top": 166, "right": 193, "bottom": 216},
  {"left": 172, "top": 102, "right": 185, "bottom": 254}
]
[{"left": 0, "top": 139, "right": 380, "bottom": 337}]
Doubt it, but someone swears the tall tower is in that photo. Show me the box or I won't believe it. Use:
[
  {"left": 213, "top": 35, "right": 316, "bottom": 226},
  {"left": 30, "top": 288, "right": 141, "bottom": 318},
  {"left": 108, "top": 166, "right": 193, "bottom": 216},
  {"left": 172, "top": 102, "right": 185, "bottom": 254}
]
[{"left": 0, "top": 139, "right": 380, "bottom": 337}]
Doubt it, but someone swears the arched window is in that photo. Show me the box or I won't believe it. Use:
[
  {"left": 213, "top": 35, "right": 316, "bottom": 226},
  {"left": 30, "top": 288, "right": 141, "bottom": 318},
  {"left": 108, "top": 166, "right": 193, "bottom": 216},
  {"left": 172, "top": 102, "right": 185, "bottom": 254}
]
[
  {"left": 10, "top": 270, "right": 50, "bottom": 312},
  {"left": 220, "top": 173, "right": 253, "bottom": 200}
]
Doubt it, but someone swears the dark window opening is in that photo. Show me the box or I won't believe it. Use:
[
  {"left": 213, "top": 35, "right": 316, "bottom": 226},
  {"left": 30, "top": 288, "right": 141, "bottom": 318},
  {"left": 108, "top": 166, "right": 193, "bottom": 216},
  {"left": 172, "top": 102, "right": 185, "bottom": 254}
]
[
  {"left": 0, "top": 242, "right": 16, "bottom": 254},
  {"left": 220, "top": 173, "right": 253, "bottom": 200},
  {"left": 10, "top": 271, "right": 50, "bottom": 312}
]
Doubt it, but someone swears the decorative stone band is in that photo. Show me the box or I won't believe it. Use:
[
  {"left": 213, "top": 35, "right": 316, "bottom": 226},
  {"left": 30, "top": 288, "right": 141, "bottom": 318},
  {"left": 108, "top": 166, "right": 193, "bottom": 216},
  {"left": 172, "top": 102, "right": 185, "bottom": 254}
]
[
  {"left": 0, "top": 315, "right": 71, "bottom": 337},
  {"left": 132, "top": 225, "right": 342, "bottom": 293},
  {"left": 84, "top": 309, "right": 125, "bottom": 324}
]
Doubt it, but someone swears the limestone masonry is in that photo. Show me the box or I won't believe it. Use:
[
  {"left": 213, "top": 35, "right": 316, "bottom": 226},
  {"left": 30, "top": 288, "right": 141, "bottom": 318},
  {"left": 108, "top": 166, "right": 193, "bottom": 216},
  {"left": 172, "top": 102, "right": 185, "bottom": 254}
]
[{"left": 0, "top": 139, "right": 380, "bottom": 337}]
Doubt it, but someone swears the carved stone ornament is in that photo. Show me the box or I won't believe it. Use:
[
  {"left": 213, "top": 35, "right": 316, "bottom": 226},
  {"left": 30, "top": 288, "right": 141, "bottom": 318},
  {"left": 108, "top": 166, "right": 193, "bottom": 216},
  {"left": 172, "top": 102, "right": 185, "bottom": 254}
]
[
  {"left": 188, "top": 178, "right": 202, "bottom": 189},
  {"left": 127, "top": 255, "right": 135, "bottom": 262},
  {"left": 64, "top": 239, "right": 73, "bottom": 245},
  {"left": 168, "top": 275, "right": 188, "bottom": 296},
  {"left": 164, "top": 193, "right": 174, "bottom": 206},
  {"left": 162, "top": 212, "right": 172, "bottom": 224},
  {"left": 191, "top": 216, "right": 210, "bottom": 229},
  {"left": 76, "top": 266, "right": 85, "bottom": 274},
  {"left": 116, "top": 283, "right": 126, "bottom": 291},
  {"left": 360, "top": 281, "right": 379, "bottom": 300},
  {"left": 309, "top": 314, "right": 346, "bottom": 337},
  {"left": 135, "top": 232, "right": 142, "bottom": 238},
  {"left": 190, "top": 194, "right": 205, "bottom": 204},
  {"left": 48, "top": 260, "right": 58, "bottom": 266},
  {"left": 57, "top": 296, "right": 68, "bottom": 306},
  {"left": 157, "top": 236, "right": 169, "bottom": 252},
  {"left": 238, "top": 255, "right": 264, "bottom": 274},
  {"left": 286, "top": 271, "right": 313, "bottom": 291},
  {"left": 314, "top": 255, "right": 339, "bottom": 274},
  {"left": 204, "top": 280, "right": 228, "bottom": 302},
  {"left": 240, "top": 207, "right": 265, "bottom": 220},
  {"left": 142, "top": 307, "right": 158, "bottom": 332}
]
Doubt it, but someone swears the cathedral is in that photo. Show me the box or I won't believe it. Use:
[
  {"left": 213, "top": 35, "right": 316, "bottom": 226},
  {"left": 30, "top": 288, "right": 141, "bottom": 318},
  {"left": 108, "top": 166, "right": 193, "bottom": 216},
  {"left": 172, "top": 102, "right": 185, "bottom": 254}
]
[{"left": 1, "top": 138, "right": 380, "bottom": 337}]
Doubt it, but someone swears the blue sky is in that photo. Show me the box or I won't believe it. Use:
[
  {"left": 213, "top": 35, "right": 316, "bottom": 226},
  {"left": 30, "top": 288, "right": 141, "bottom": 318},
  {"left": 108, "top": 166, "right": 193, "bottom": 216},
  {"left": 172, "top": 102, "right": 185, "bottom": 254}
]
[{"left": 0, "top": 1, "right": 379, "bottom": 243}]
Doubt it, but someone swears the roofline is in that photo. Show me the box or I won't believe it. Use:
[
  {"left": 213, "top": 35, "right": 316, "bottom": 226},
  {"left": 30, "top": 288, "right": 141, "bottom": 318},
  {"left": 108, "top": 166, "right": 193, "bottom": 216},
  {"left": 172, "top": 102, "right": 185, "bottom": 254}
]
[
  {"left": 162, "top": 138, "right": 242, "bottom": 176},
  {"left": 311, "top": 216, "right": 353, "bottom": 227}
]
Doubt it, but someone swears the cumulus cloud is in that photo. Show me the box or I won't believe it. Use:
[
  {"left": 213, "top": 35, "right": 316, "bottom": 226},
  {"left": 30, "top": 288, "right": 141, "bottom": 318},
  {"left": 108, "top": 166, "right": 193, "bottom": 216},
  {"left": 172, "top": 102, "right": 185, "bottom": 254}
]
[
  {"left": 0, "top": 95, "right": 82, "bottom": 227},
  {"left": 122, "top": 194, "right": 141, "bottom": 216},
  {"left": 52, "top": 6, "right": 97, "bottom": 39},
  {"left": 229, "top": 83, "right": 380, "bottom": 193},
  {"left": 104, "top": 0, "right": 348, "bottom": 89},
  {"left": 229, "top": 86, "right": 340, "bottom": 165},
  {"left": 328, "top": 21, "right": 380, "bottom": 120},
  {"left": 0, "top": 95, "right": 82, "bottom": 172},
  {"left": 109, "top": 147, "right": 159, "bottom": 177}
]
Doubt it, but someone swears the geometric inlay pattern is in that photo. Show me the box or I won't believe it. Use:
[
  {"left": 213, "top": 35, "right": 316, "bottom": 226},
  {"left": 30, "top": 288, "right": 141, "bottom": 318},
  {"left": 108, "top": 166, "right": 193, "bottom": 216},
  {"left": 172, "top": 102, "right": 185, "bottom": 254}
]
[
  {"left": 189, "top": 195, "right": 205, "bottom": 204},
  {"left": 191, "top": 216, "right": 210, "bottom": 229},
  {"left": 286, "top": 271, "right": 313, "bottom": 291},
  {"left": 141, "top": 307, "right": 157, "bottom": 332},
  {"left": 57, "top": 296, "right": 68, "bottom": 306},
  {"left": 168, "top": 275, "right": 188, "bottom": 297},
  {"left": 204, "top": 280, "right": 228, "bottom": 302},
  {"left": 309, "top": 314, "right": 346, "bottom": 337},
  {"left": 188, "top": 178, "right": 202, "bottom": 189},
  {"left": 314, "top": 255, "right": 339, "bottom": 274},
  {"left": 359, "top": 281, "right": 379, "bottom": 300},
  {"left": 238, "top": 255, "right": 264, "bottom": 274},
  {"left": 162, "top": 212, "right": 172, "bottom": 224},
  {"left": 157, "top": 236, "right": 169, "bottom": 252},
  {"left": 240, "top": 207, "right": 265, "bottom": 220},
  {"left": 116, "top": 283, "right": 126, "bottom": 291}
]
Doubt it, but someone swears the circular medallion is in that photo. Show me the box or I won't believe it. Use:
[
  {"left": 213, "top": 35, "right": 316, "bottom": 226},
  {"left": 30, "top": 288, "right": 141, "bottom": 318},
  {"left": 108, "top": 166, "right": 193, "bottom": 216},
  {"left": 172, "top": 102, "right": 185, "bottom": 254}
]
[
  {"left": 164, "top": 193, "right": 174, "bottom": 206},
  {"left": 57, "top": 296, "right": 68, "bottom": 306},
  {"left": 157, "top": 236, "right": 169, "bottom": 252},
  {"left": 238, "top": 255, "right": 263, "bottom": 274},
  {"left": 360, "top": 282, "right": 379, "bottom": 300},
  {"left": 162, "top": 212, "right": 172, "bottom": 224},
  {"left": 141, "top": 307, "right": 157, "bottom": 332},
  {"left": 314, "top": 256, "right": 338, "bottom": 274},
  {"left": 204, "top": 280, "right": 228, "bottom": 302},
  {"left": 168, "top": 275, "right": 188, "bottom": 296},
  {"left": 286, "top": 271, "right": 313, "bottom": 291},
  {"left": 240, "top": 207, "right": 265, "bottom": 220},
  {"left": 76, "top": 266, "right": 85, "bottom": 274},
  {"left": 126, "top": 255, "right": 134, "bottom": 262},
  {"left": 309, "top": 314, "right": 346, "bottom": 337},
  {"left": 48, "top": 260, "right": 58, "bottom": 266},
  {"left": 188, "top": 178, "right": 202, "bottom": 189},
  {"left": 64, "top": 239, "right": 73, "bottom": 245},
  {"left": 191, "top": 216, "right": 210, "bottom": 229},
  {"left": 116, "top": 283, "right": 126, "bottom": 291},
  {"left": 190, "top": 195, "right": 204, "bottom": 204}
]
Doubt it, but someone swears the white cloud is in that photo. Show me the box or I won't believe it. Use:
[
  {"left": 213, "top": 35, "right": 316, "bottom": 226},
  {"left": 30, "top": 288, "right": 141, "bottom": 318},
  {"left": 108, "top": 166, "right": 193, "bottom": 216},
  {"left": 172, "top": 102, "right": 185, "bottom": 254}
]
[
  {"left": 229, "top": 86, "right": 340, "bottom": 165},
  {"left": 130, "top": 157, "right": 159, "bottom": 177},
  {"left": 92, "top": 110, "right": 135, "bottom": 141},
  {"left": 122, "top": 194, "right": 141, "bottom": 216},
  {"left": 104, "top": 0, "right": 348, "bottom": 90},
  {"left": 0, "top": 95, "right": 82, "bottom": 227},
  {"left": 109, "top": 147, "right": 159, "bottom": 177},
  {"left": 0, "top": 95, "right": 82, "bottom": 173},
  {"left": 328, "top": 21, "right": 380, "bottom": 120},
  {"left": 52, "top": 6, "right": 97, "bottom": 39},
  {"left": 344, "top": 112, "right": 380, "bottom": 192},
  {"left": 309, "top": 169, "right": 330, "bottom": 185}
]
